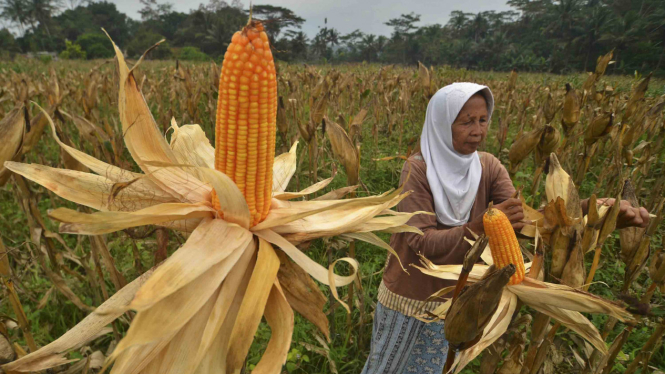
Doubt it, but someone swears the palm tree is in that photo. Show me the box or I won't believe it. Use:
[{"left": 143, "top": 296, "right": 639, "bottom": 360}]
[
  {"left": 599, "top": 10, "right": 642, "bottom": 73},
  {"left": 545, "top": 0, "right": 581, "bottom": 40},
  {"left": 469, "top": 12, "right": 490, "bottom": 42},
  {"left": 572, "top": 5, "right": 610, "bottom": 70},
  {"left": 447, "top": 10, "right": 471, "bottom": 37},
  {"left": 25, "top": 0, "right": 61, "bottom": 38},
  {"left": 646, "top": 5, "right": 665, "bottom": 70},
  {"left": 0, "top": 0, "right": 29, "bottom": 34}
]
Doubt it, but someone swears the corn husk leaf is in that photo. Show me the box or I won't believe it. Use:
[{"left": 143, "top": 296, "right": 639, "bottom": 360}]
[
  {"left": 451, "top": 292, "right": 518, "bottom": 374},
  {"left": 528, "top": 303, "right": 607, "bottom": 354},
  {"left": 226, "top": 238, "right": 280, "bottom": 373},
  {"left": 562, "top": 83, "right": 580, "bottom": 131},
  {"left": 251, "top": 282, "right": 294, "bottom": 374},
  {"left": 48, "top": 202, "right": 215, "bottom": 235},
  {"left": 324, "top": 118, "right": 360, "bottom": 185},
  {"left": 619, "top": 179, "right": 646, "bottom": 263},
  {"left": 0, "top": 106, "right": 26, "bottom": 185},
  {"left": 168, "top": 120, "right": 215, "bottom": 171},
  {"left": 341, "top": 231, "right": 406, "bottom": 271},
  {"left": 31, "top": 104, "right": 173, "bottom": 203},
  {"left": 1, "top": 267, "right": 156, "bottom": 373},
  {"left": 509, "top": 278, "right": 631, "bottom": 320},
  {"left": 509, "top": 126, "right": 544, "bottom": 165},
  {"left": 193, "top": 241, "right": 255, "bottom": 374},
  {"left": 4, "top": 161, "right": 173, "bottom": 212},
  {"left": 197, "top": 167, "right": 250, "bottom": 228},
  {"left": 274, "top": 173, "right": 335, "bottom": 200},
  {"left": 258, "top": 189, "right": 408, "bottom": 237},
  {"left": 254, "top": 229, "right": 357, "bottom": 290},
  {"left": 276, "top": 250, "right": 329, "bottom": 340},
  {"left": 445, "top": 265, "right": 515, "bottom": 348},
  {"left": 272, "top": 141, "right": 298, "bottom": 193},
  {"left": 313, "top": 185, "right": 359, "bottom": 201},
  {"left": 108, "top": 34, "right": 210, "bottom": 204},
  {"left": 129, "top": 219, "right": 251, "bottom": 312}
]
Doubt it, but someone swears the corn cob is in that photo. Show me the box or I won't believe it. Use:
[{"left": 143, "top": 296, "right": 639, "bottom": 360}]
[
  {"left": 562, "top": 83, "right": 580, "bottom": 133},
  {"left": 483, "top": 206, "right": 525, "bottom": 285},
  {"left": 213, "top": 20, "right": 277, "bottom": 226}
]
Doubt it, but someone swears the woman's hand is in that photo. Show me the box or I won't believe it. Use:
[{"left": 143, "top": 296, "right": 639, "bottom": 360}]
[
  {"left": 494, "top": 198, "right": 525, "bottom": 231},
  {"left": 467, "top": 198, "right": 525, "bottom": 237},
  {"left": 597, "top": 198, "right": 650, "bottom": 229}
]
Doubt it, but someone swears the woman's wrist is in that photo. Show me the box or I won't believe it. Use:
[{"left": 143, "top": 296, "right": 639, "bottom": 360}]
[{"left": 466, "top": 217, "right": 485, "bottom": 238}]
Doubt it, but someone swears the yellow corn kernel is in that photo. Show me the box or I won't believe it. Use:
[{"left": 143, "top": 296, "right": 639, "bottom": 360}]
[
  {"left": 483, "top": 207, "right": 526, "bottom": 285},
  {"left": 213, "top": 21, "right": 277, "bottom": 227}
]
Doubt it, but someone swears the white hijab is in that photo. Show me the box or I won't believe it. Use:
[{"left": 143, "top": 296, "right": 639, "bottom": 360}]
[{"left": 420, "top": 83, "right": 495, "bottom": 226}]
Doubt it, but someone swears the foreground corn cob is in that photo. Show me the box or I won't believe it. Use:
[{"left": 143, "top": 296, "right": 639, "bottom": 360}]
[
  {"left": 483, "top": 206, "right": 526, "bottom": 285},
  {"left": 214, "top": 21, "right": 277, "bottom": 226}
]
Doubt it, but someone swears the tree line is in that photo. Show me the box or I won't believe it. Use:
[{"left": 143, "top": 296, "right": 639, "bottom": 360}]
[{"left": 0, "top": 0, "right": 664, "bottom": 75}]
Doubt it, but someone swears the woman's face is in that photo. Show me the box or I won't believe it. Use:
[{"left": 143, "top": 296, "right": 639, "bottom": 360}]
[{"left": 451, "top": 94, "right": 489, "bottom": 155}]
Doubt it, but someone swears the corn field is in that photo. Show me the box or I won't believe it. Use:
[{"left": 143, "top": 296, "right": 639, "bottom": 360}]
[{"left": 0, "top": 51, "right": 665, "bottom": 374}]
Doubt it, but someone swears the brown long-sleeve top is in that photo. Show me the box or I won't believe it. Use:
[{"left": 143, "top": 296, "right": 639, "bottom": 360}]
[{"left": 377, "top": 151, "right": 515, "bottom": 316}]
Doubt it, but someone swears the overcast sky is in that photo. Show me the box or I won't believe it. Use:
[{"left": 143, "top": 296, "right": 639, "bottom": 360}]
[{"left": 112, "top": 0, "right": 514, "bottom": 38}]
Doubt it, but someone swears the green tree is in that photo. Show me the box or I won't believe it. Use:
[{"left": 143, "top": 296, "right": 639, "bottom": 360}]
[
  {"left": 384, "top": 12, "right": 420, "bottom": 63},
  {"left": 126, "top": 29, "right": 172, "bottom": 59},
  {"left": 0, "top": 0, "right": 29, "bottom": 33},
  {"left": 75, "top": 32, "right": 113, "bottom": 59},
  {"left": 0, "top": 27, "right": 19, "bottom": 54},
  {"left": 59, "top": 39, "right": 86, "bottom": 59},
  {"left": 251, "top": 4, "right": 305, "bottom": 40},
  {"left": 176, "top": 46, "right": 209, "bottom": 61}
]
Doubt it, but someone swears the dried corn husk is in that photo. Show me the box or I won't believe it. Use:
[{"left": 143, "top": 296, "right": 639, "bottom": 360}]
[
  {"left": 624, "top": 198, "right": 664, "bottom": 287},
  {"left": 497, "top": 332, "right": 526, "bottom": 374},
  {"left": 543, "top": 89, "right": 557, "bottom": 124},
  {"left": 648, "top": 250, "right": 664, "bottom": 280},
  {"left": 418, "top": 61, "right": 431, "bottom": 96},
  {"left": 581, "top": 195, "right": 604, "bottom": 253},
  {"left": 595, "top": 50, "right": 614, "bottom": 76},
  {"left": 584, "top": 112, "right": 614, "bottom": 146},
  {"left": 509, "top": 126, "right": 544, "bottom": 168},
  {"left": 562, "top": 83, "right": 580, "bottom": 133},
  {"left": 545, "top": 153, "right": 583, "bottom": 277},
  {"left": 417, "top": 256, "right": 632, "bottom": 374},
  {"left": 545, "top": 154, "right": 582, "bottom": 220},
  {"left": 324, "top": 117, "right": 360, "bottom": 185},
  {"left": 582, "top": 73, "right": 597, "bottom": 96},
  {"left": 538, "top": 125, "right": 560, "bottom": 155},
  {"left": 561, "top": 230, "right": 585, "bottom": 288},
  {"left": 0, "top": 105, "right": 26, "bottom": 186},
  {"left": 619, "top": 179, "right": 646, "bottom": 263},
  {"left": 444, "top": 265, "right": 515, "bottom": 349},
  {"left": 624, "top": 73, "right": 651, "bottom": 122},
  {"left": 508, "top": 69, "right": 518, "bottom": 92}
]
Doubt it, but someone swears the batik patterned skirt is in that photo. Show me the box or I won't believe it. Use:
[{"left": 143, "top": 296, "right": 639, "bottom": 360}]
[{"left": 361, "top": 301, "right": 449, "bottom": 374}]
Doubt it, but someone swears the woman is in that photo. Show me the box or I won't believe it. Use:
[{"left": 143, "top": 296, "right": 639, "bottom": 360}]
[{"left": 361, "top": 82, "right": 650, "bottom": 374}]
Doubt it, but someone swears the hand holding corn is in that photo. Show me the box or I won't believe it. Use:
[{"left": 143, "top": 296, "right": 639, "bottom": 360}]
[
  {"left": 583, "top": 198, "right": 650, "bottom": 229},
  {"left": 467, "top": 198, "right": 525, "bottom": 235}
]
